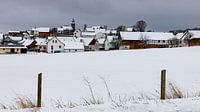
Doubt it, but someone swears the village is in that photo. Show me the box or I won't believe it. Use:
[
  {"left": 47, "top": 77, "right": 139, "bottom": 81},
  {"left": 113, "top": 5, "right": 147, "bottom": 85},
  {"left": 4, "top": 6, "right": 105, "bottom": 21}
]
[{"left": 0, "top": 19, "right": 200, "bottom": 54}]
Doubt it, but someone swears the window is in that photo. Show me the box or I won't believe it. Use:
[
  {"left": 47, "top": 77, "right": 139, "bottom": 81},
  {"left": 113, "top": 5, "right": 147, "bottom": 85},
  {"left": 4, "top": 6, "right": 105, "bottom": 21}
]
[
  {"left": 158, "top": 40, "right": 160, "bottom": 43},
  {"left": 16, "top": 49, "right": 19, "bottom": 51},
  {"left": 52, "top": 40, "right": 54, "bottom": 43},
  {"left": 43, "top": 46, "right": 46, "bottom": 49},
  {"left": 51, "top": 45, "right": 53, "bottom": 50},
  {"left": 59, "top": 45, "right": 61, "bottom": 48},
  {"left": 55, "top": 40, "right": 57, "bottom": 43},
  {"left": 163, "top": 40, "right": 165, "bottom": 43},
  {"left": 3, "top": 48, "right": 5, "bottom": 50}
]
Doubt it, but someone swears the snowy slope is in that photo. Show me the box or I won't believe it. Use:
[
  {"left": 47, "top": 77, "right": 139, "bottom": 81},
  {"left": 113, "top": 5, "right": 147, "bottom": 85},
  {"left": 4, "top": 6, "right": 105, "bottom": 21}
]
[{"left": 0, "top": 47, "right": 200, "bottom": 111}]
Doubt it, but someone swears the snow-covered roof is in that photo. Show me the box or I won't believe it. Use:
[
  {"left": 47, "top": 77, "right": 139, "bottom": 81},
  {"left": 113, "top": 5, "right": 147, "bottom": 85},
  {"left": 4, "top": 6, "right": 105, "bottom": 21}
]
[
  {"left": 57, "top": 37, "right": 84, "bottom": 50},
  {"left": 80, "top": 38, "right": 94, "bottom": 46},
  {"left": 188, "top": 30, "right": 200, "bottom": 39},
  {"left": 120, "top": 32, "right": 174, "bottom": 40},
  {"left": 86, "top": 28, "right": 95, "bottom": 32},
  {"left": 0, "top": 45, "right": 26, "bottom": 48},
  {"left": 126, "top": 27, "right": 133, "bottom": 32},
  {"left": 86, "top": 26, "right": 102, "bottom": 32},
  {"left": 95, "top": 32, "right": 106, "bottom": 39},
  {"left": 175, "top": 33, "right": 184, "bottom": 39},
  {"left": 32, "top": 27, "right": 50, "bottom": 32},
  {"left": 35, "top": 38, "right": 47, "bottom": 46},
  {"left": 57, "top": 37, "right": 79, "bottom": 42},
  {"left": 57, "top": 27, "right": 63, "bottom": 31},
  {"left": 106, "top": 30, "right": 117, "bottom": 34},
  {"left": 22, "top": 39, "right": 34, "bottom": 46},
  {"left": 9, "top": 36, "right": 23, "bottom": 41},
  {"left": 82, "top": 32, "right": 95, "bottom": 37},
  {"left": 8, "top": 31, "right": 20, "bottom": 33},
  {"left": 62, "top": 25, "right": 73, "bottom": 30},
  {"left": 95, "top": 29, "right": 106, "bottom": 34}
]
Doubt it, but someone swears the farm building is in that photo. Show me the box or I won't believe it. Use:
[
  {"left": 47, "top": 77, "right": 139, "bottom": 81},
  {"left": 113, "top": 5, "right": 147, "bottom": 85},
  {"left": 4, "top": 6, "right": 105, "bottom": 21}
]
[
  {"left": 183, "top": 30, "right": 200, "bottom": 46},
  {"left": 32, "top": 27, "right": 50, "bottom": 38},
  {"left": 0, "top": 45, "right": 27, "bottom": 54},
  {"left": 120, "top": 32, "right": 173, "bottom": 49}
]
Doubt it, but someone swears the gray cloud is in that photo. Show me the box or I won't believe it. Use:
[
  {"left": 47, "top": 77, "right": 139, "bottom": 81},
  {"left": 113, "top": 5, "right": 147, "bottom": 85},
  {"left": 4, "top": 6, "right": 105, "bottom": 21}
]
[{"left": 0, "top": 0, "right": 200, "bottom": 32}]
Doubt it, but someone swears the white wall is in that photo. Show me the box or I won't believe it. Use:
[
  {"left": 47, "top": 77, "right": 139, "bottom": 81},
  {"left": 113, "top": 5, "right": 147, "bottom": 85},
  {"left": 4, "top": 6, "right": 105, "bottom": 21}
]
[{"left": 47, "top": 37, "right": 64, "bottom": 53}]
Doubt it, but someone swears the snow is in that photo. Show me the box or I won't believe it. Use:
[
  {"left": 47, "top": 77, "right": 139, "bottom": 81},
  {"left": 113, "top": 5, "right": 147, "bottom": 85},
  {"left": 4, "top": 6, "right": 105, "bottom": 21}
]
[
  {"left": 21, "top": 39, "right": 34, "bottom": 46},
  {"left": 120, "top": 32, "right": 174, "bottom": 40},
  {"left": 126, "top": 27, "right": 133, "bottom": 32},
  {"left": 106, "top": 30, "right": 117, "bottom": 34},
  {"left": 62, "top": 25, "right": 73, "bottom": 30},
  {"left": 0, "top": 47, "right": 200, "bottom": 111},
  {"left": 9, "top": 36, "right": 23, "bottom": 41},
  {"left": 97, "top": 38, "right": 105, "bottom": 44},
  {"left": 175, "top": 33, "right": 184, "bottom": 39},
  {"left": 107, "top": 36, "right": 118, "bottom": 42},
  {"left": 8, "top": 31, "right": 20, "bottom": 33},
  {"left": 57, "top": 37, "right": 84, "bottom": 50},
  {"left": 32, "top": 27, "right": 50, "bottom": 32},
  {"left": 80, "top": 38, "right": 94, "bottom": 46},
  {"left": 0, "top": 46, "right": 26, "bottom": 48},
  {"left": 188, "top": 30, "right": 200, "bottom": 39},
  {"left": 35, "top": 38, "right": 47, "bottom": 46},
  {"left": 2, "top": 97, "right": 200, "bottom": 112},
  {"left": 82, "top": 32, "right": 96, "bottom": 37}
]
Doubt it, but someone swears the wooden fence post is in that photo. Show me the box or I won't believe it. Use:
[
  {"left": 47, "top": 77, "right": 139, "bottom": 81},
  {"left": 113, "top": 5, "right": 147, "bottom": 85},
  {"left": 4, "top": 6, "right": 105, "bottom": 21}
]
[
  {"left": 37, "top": 73, "right": 42, "bottom": 107},
  {"left": 160, "top": 69, "right": 166, "bottom": 100}
]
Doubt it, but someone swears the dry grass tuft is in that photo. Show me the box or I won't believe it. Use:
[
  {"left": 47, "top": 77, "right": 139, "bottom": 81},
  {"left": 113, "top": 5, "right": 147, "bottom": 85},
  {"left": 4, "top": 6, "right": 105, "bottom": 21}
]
[
  {"left": 0, "top": 95, "right": 37, "bottom": 110},
  {"left": 52, "top": 99, "right": 79, "bottom": 109},
  {"left": 15, "top": 95, "right": 37, "bottom": 109},
  {"left": 166, "top": 82, "right": 184, "bottom": 99},
  {"left": 82, "top": 76, "right": 104, "bottom": 105}
]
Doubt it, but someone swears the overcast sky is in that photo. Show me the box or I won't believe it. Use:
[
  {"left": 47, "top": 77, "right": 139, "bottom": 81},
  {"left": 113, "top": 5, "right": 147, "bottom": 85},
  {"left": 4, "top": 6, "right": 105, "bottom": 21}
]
[{"left": 0, "top": 0, "right": 200, "bottom": 32}]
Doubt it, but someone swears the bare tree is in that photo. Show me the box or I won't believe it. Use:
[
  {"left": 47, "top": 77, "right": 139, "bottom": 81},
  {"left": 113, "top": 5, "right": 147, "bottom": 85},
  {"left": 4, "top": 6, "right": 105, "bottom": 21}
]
[
  {"left": 139, "top": 34, "right": 149, "bottom": 48},
  {"left": 116, "top": 25, "right": 126, "bottom": 33},
  {"left": 135, "top": 20, "right": 147, "bottom": 32},
  {"left": 83, "top": 24, "right": 87, "bottom": 31},
  {"left": 116, "top": 25, "right": 126, "bottom": 37},
  {"left": 169, "top": 37, "right": 179, "bottom": 47}
]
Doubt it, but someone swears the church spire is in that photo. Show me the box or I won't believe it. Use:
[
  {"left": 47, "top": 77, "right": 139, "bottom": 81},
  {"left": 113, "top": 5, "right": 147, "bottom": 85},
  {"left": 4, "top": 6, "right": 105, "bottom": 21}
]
[{"left": 71, "top": 18, "right": 76, "bottom": 32}]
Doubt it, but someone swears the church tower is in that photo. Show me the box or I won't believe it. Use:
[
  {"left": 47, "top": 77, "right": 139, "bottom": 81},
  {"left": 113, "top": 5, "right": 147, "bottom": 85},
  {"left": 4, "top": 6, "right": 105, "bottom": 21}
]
[{"left": 71, "top": 18, "right": 76, "bottom": 32}]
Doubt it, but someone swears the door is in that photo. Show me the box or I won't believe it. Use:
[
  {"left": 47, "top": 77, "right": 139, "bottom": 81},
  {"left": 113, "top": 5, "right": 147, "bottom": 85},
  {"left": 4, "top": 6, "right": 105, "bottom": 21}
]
[{"left": 10, "top": 49, "right": 15, "bottom": 53}]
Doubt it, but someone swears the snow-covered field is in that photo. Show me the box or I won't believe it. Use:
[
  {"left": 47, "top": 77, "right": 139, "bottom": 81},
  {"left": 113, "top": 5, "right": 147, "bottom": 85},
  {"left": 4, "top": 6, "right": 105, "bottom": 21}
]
[{"left": 0, "top": 47, "right": 200, "bottom": 112}]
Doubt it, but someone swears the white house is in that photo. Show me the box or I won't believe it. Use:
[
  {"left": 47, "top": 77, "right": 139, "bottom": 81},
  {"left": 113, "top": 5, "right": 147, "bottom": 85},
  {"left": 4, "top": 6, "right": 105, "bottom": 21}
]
[
  {"left": 47, "top": 37, "right": 65, "bottom": 53},
  {"left": 57, "top": 37, "right": 84, "bottom": 52}
]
